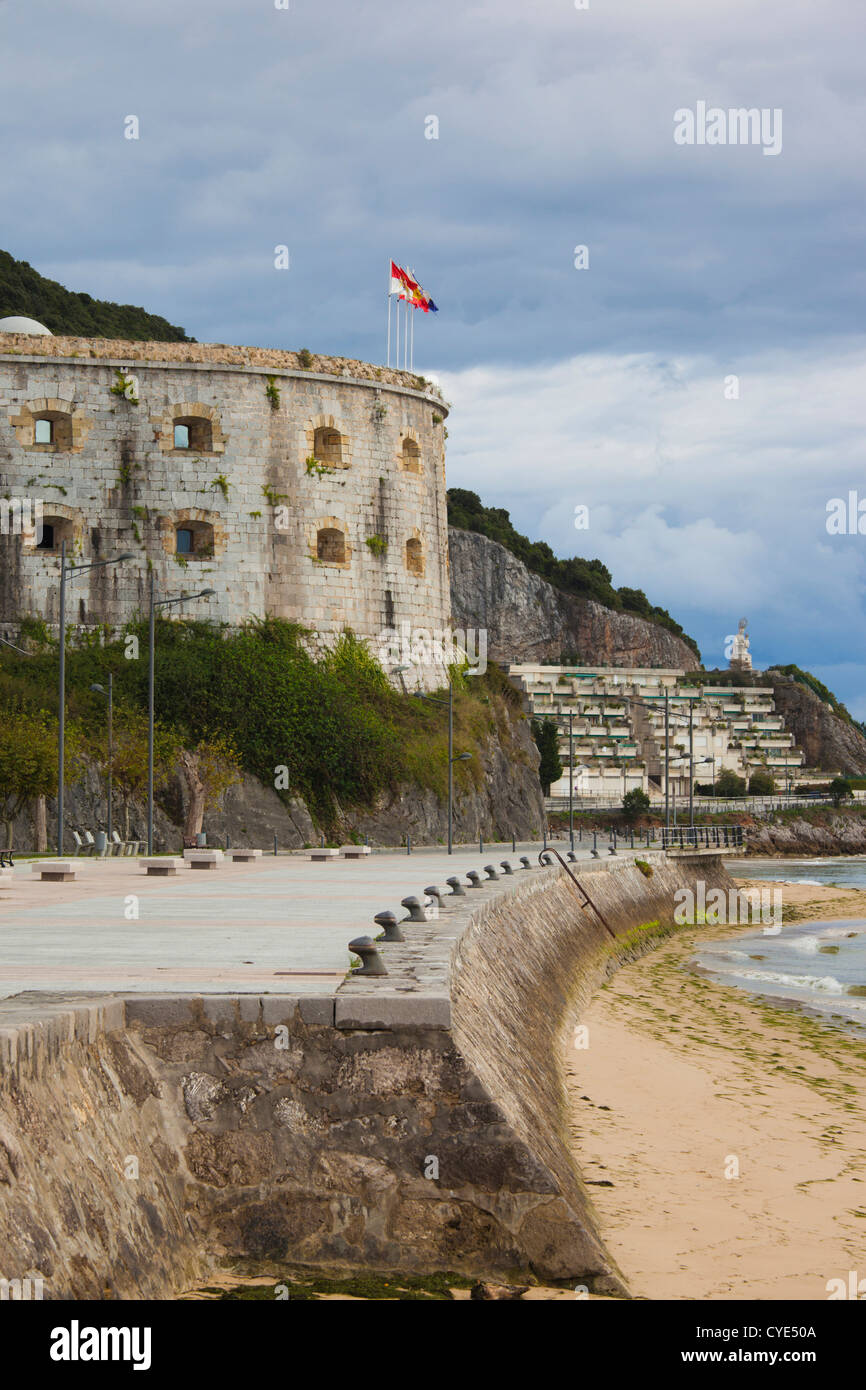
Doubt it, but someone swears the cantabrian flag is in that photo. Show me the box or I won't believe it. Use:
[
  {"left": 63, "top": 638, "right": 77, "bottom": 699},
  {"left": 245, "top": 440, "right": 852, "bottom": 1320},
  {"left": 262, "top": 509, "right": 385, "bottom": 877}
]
[{"left": 389, "top": 261, "right": 418, "bottom": 299}]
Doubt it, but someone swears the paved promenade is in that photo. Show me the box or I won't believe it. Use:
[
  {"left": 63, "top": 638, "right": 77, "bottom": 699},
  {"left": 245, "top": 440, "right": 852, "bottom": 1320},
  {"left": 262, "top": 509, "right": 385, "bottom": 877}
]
[{"left": 0, "top": 843, "right": 617, "bottom": 998}]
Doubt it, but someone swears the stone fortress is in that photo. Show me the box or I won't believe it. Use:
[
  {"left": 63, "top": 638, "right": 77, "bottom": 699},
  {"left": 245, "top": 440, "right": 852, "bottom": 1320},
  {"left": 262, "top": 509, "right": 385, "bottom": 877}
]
[{"left": 0, "top": 319, "right": 451, "bottom": 682}]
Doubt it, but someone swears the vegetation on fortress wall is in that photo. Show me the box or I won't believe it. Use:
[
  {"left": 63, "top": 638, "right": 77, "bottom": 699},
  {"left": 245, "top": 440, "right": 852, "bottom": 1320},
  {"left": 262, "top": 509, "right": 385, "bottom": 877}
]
[
  {"left": 447, "top": 488, "right": 700, "bottom": 658},
  {"left": 0, "top": 618, "right": 522, "bottom": 829},
  {"left": 0, "top": 249, "right": 192, "bottom": 342}
]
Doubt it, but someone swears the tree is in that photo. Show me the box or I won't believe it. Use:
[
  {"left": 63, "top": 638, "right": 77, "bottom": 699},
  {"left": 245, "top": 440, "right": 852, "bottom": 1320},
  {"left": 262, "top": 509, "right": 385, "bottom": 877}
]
[
  {"left": 716, "top": 768, "right": 747, "bottom": 798},
  {"left": 622, "top": 788, "right": 651, "bottom": 821},
  {"left": 93, "top": 710, "right": 180, "bottom": 838},
  {"left": 0, "top": 710, "right": 78, "bottom": 849},
  {"left": 178, "top": 734, "right": 242, "bottom": 842},
  {"left": 829, "top": 776, "right": 853, "bottom": 807},
  {"left": 748, "top": 770, "right": 775, "bottom": 796},
  {"left": 531, "top": 718, "right": 563, "bottom": 796}
]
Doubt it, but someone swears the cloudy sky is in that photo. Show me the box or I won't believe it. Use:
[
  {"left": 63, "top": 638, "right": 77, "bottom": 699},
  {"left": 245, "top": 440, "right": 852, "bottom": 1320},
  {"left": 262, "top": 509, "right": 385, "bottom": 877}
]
[{"left": 2, "top": 0, "right": 865, "bottom": 707}]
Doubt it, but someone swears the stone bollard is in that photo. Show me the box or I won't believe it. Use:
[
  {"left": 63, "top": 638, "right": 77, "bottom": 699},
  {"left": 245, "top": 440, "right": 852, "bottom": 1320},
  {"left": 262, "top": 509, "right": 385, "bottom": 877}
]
[
  {"left": 446, "top": 875, "right": 466, "bottom": 896},
  {"left": 374, "top": 909, "right": 404, "bottom": 942},
  {"left": 591, "top": 832, "right": 600, "bottom": 859},
  {"left": 466, "top": 870, "right": 483, "bottom": 888},
  {"left": 519, "top": 856, "right": 531, "bottom": 870},
  {"left": 567, "top": 850, "right": 577, "bottom": 862},
  {"left": 500, "top": 860, "right": 513, "bottom": 875},
  {"left": 540, "top": 851, "right": 553, "bottom": 866},
  {"left": 348, "top": 936, "right": 388, "bottom": 976},
  {"left": 424, "top": 885, "right": 445, "bottom": 912},
  {"left": 483, "top": 864, "right": 499, "bottom": 880},
  {"left": 401, "top": 894, "right": 430, "bottom": 922}
]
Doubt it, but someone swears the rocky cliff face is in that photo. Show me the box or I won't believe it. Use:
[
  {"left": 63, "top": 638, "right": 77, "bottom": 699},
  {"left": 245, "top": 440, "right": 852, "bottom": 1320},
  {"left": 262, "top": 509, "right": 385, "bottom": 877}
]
[
  {"left": 449, "top": 527, "right": 700, "bottom": 670},
  {"left": 337, "top": 704, "right": 545, "bottom": 846},
  {"left": 765, "top": 673, "right": 866, "bottom": 776}
]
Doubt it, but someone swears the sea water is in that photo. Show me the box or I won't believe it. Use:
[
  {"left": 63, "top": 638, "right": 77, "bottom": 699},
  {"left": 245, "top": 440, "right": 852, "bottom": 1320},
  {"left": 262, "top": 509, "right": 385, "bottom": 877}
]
[
  {"left": 729, "top": 855, "right": 866, "bottom": 891},
  {"left": 695, "top": 857, "right": 866, "bottom": 1031}
]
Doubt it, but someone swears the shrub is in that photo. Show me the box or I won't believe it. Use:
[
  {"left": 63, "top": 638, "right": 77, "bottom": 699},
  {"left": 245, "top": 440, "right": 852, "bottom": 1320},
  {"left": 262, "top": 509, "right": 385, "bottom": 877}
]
[
  {"left": 622, "top": 788, "right": 651, "bottom": 821},
  {"left": 829, "top": 776, "right": 853, "bottom": 807},
  {"left": 531, "top": 717, "right": 563, "bottom": 795},
  {"left": 716, "top": 769, "right": 747, "bottom": 798},
  {"left": 748, "top": 770, "right": 775, "bottom": 796}
]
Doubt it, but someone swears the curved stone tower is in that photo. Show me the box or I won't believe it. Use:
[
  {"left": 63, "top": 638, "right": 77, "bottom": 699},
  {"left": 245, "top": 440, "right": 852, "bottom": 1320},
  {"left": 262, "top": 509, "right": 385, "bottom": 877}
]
[{"left": 0, "top": 334, "right": 451, "bottom": 676}]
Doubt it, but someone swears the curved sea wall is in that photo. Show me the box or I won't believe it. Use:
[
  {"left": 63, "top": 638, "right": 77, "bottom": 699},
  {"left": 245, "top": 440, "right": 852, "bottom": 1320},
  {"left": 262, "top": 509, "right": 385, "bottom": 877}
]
[{"left": 0, "top": 852, "right": 732, "bottom": 1299}]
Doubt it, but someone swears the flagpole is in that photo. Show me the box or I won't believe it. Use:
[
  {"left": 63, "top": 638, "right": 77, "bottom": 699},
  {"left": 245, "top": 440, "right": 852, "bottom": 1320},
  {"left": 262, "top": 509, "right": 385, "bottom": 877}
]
[
  {"left": 410, "top": 305, "right": 415, "bottom": 372},
  {"left": 386, "top": 262, "right": 391, "bottom": 367}
]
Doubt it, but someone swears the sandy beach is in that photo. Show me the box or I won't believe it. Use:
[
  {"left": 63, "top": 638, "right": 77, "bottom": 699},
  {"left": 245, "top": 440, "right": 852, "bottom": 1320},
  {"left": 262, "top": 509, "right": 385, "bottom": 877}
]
[{"left": 565, "top": 879, "right": 866, "bottom": 1300}]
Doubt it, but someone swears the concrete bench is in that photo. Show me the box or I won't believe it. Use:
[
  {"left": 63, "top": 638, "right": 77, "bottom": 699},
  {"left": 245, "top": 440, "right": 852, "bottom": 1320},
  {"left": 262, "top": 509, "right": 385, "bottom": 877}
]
[
  {"left": 227, "top": 849, "right": 262, "bottom": 863},
  {"left": 141, "top": 857, "right": 187, "bottom": 876},
  {"left": 308, "top": 848, "right": 340, "bottom": 861},
  {"left": 340, "top": 845, "right": 371, "bottom": 858},
  {"left": 32, "top": 860, "right": 76, "bottom": 882},
  {"left": 183, "top": 849, "right": 224, "bottom": 870}
]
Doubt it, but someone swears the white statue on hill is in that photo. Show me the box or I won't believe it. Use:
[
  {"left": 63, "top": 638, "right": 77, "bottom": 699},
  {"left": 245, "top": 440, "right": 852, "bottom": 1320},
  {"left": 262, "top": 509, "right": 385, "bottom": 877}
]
[{"left": 729, "top": 618, "right": 752, "bottom": 671}]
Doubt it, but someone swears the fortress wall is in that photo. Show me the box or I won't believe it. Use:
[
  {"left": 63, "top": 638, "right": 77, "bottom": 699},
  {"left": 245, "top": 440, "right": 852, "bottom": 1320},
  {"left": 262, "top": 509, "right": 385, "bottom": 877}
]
[
  {"left": 0, "top": 854, "right": 732, "bottom": 1298},
  {"left": 0, "top": 342, "right": 450, "bottom": 663}
]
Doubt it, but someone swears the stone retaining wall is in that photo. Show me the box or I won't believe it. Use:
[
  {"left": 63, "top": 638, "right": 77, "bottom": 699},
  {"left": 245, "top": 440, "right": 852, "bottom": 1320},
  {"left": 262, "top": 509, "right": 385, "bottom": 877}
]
[{"left": 0, "top": 852, "right": 733, "bottom": 1298}]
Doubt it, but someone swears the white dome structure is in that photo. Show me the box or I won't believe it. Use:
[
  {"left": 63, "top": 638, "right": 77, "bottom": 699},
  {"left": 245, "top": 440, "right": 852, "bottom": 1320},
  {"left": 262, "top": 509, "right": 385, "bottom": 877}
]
[{"left": 0, "top": 315, "right": 53, "bottom": 335}]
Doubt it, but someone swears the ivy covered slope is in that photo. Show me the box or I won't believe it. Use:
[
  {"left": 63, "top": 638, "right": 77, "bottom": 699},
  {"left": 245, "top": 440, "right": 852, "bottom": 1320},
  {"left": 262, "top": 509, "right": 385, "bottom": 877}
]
[
  {"left": 0, "top": 249, "right": 191, "bottom": 341},
  {"left": 447, "top": 488, "right": 701, "bottom": 666},
  {"left": 0, "top": 619, "right": 543, "bottom": 844}
]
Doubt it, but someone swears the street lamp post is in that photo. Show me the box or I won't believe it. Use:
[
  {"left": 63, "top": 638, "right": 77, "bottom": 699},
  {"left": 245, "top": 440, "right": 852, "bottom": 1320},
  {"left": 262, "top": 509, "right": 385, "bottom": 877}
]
[
  {"left": 147, "top": 575, "right": 216, "bottom": 855},
  {"left": 90, "top": 675, "right": 114, "bottom": 844},
  {"left": 57, "top": 542, "right": 133, "bottom": 855},
  {"left": 554, "top": 701, "right": 576, "bottom": 851},
  {"left": 403, "top": 676, "right": 470, "bottom": 853}
]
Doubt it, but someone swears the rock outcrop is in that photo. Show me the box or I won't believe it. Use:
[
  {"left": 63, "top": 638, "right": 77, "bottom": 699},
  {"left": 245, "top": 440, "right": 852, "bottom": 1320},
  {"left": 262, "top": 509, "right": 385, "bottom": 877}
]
[
  {"left": 764, "top": 673, "right": 866, "bottom": 777},
  {"left": 449, "top": 526, "right": 700, "bottom": 670},
  {"left": 744, "top": 808, "right": 866, "bottom": 857},
  {"left": 337, "top": 699, "right": 544, "bottom": 846}
]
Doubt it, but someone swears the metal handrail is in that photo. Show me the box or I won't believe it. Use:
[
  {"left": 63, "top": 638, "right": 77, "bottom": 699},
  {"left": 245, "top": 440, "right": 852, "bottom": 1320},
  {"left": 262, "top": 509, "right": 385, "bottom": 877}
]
[{"left": 537, "top": 847, "right": 617, "bottom": 940}]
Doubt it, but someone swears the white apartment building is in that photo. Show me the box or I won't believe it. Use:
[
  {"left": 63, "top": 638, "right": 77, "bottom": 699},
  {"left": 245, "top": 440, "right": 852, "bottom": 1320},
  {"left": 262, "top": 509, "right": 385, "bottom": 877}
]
[{"left": 508, "top": 665, "right": 804, "bottom": 802}]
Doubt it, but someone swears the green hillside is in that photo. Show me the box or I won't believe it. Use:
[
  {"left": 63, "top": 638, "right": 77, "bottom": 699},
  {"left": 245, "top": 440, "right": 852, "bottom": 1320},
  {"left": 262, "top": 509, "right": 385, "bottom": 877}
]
[
  {"left": 0, "top": 249, "right": 192, "bottom": 342},
  {"left": 447, "top": 487, "right": 700, "bottom": 659}
]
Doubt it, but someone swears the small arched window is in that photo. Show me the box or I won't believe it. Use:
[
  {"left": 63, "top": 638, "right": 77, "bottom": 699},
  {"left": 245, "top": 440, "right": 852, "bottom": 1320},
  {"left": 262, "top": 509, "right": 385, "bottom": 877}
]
[
  {"left": 317, "top": 527, "right": 346, "bottom": 563},
  {"left": 401, "top": 436, "right": 422, "bottom": 473},
  {"left": 173, "top": 416, "right": 213, "bottom": 452},
  {"left": 313, "top": 427, "right": 345, "bottom": 467},
  {"left": 175, "top": 521, "right": 214, "bottom": 557},
  {"left": 34, "top": 515, "right": 74, "bottom": 553},
  {"left": 30, "top": 412, "right": 73, "bottom": 451},
  {"left": 405, "top": 537, "right": 424, "bottom": 576}
]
